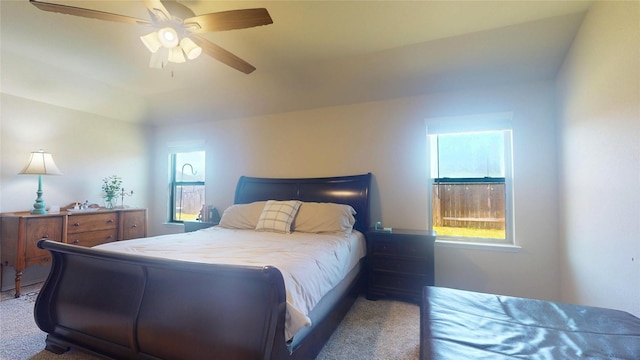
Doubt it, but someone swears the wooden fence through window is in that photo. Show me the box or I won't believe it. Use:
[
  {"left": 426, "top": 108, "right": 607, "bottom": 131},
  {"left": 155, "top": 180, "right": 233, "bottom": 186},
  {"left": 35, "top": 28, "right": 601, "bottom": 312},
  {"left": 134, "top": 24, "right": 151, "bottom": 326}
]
[
  {"left": 175, "top": 186, "right": 205, "bottom": 219},
  {"left": 432, "top": 182, "right": 505, "bottom": 230}
]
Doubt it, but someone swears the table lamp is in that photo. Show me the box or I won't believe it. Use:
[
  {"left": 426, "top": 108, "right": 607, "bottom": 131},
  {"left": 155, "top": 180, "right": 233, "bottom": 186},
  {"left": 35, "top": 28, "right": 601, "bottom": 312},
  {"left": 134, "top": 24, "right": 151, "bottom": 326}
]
[{"left": 19, "top": 149, "right": 63, "bottom": 214}]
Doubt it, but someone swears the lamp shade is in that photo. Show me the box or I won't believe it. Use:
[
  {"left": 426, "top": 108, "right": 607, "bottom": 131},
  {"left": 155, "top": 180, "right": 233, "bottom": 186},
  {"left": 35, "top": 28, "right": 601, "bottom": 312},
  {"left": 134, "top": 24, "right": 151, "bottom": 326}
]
[
  {"left": 168, "top": 46, "right": 186, "bottom": 63},
  {"left": 180, "top": 37, "right": 202, "bottom": 60},
  {"left": 19, "top": 150, "right": 62, "bottom": 175},
  {"left": 140, "top": 31, "right": 162, "bottom": 53},
  {"left": 149, "top": 47, "right": 168, "bottom": 69}
]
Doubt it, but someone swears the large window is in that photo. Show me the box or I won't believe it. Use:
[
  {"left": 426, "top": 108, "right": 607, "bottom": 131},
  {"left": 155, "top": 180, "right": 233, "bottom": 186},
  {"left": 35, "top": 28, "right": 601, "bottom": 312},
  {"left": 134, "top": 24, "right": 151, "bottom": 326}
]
[
  {"left": 169, "top": 150, "right": 205, "bottom": 222},
  {"left": 427, "top": 115, "right": 514, "bottom": 245}
]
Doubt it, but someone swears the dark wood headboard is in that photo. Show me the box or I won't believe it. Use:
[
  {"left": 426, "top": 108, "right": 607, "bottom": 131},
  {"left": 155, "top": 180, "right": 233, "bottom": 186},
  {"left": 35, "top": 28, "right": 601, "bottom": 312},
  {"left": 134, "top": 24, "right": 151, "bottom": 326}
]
[{"left": 234, "top": 173, "right": 372, "bottom": 234}]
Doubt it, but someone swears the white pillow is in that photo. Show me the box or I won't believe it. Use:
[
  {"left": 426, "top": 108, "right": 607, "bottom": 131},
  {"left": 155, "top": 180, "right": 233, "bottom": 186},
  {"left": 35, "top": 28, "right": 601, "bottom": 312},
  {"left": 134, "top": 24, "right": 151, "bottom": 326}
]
[
  {"left": 218, "top": 201, "right": 267, "bottom": 229},
  {"left": 293, "top": 202, "right": 356, "bottom": 234},
  {"left": 255, "top": 200, "right": 302, "bottom": 234}
]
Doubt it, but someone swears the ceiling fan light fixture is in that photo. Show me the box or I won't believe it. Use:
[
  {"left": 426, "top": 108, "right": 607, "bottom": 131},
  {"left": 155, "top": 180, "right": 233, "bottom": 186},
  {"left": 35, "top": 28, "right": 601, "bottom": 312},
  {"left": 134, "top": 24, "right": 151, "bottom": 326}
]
[
  {"left": 158, "top": 27, "right": 179, "bottom": 48},
  {"left": 31, "top": 1, "right": 273, "bottom": 73},
  {"left": 140, "top": 31, "right": 162, "bottom": 53},
  {"left": 168, "top": 46, "right": 186, "bottom": 63},
  {"left": 180, "top": 37, "right": 202, "bottom": 60}
]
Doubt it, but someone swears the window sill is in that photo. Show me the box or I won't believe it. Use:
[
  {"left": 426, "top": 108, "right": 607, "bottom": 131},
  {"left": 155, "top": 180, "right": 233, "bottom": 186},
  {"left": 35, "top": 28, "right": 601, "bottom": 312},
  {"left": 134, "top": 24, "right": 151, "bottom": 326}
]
[
  {"left": 435, "top": 239, "right": 522, "bottom": 252},
  {"left": 163, "top": 222, "right": 184, "bottom": 227}
]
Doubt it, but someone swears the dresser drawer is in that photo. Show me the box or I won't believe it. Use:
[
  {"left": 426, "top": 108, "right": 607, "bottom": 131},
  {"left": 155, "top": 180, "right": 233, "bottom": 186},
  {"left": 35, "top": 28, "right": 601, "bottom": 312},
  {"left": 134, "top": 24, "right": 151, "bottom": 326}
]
[
  {"left": 67, "top": 228, "right": 117, "bottom": 247},
  {"left": 25, "top": 216, "right": 64, "bottom": 260},
  {"left": 120, "top": 210, "right": 146, "bottom": 240},
  {"left": 68, "top": 213, "right": 117, "bottom": 233},
  {"left": 25, "top": 255, "right": 55, "bottom": 267}
]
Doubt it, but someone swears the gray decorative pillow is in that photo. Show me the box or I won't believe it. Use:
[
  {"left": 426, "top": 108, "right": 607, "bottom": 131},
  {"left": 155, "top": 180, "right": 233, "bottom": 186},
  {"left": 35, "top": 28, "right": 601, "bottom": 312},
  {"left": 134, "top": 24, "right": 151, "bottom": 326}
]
[
  {"left": 218, "top": 201, "right": 267, "bottom": 229},
  {"left": 293, "top": 202, "right": 356, "bottom": 234},
  {"left": 255, "top": 200, "right": 302, "bottom": 234}
]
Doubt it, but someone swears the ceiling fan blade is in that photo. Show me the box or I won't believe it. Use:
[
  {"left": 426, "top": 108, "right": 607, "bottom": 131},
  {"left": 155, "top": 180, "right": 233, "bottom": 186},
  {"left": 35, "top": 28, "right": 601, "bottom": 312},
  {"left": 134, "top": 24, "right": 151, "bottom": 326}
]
[
  {"left": 29, "top": 0, "right": 151, "bottom": 26},
  {"left": 142, "top": 0, "right": 172, "bottom": 23},
  {"left": 185, "top": 8, "right": 273, "bottom": 33},
  {"left": 190, "top": 35, "right": 256, "bottom": 74}
]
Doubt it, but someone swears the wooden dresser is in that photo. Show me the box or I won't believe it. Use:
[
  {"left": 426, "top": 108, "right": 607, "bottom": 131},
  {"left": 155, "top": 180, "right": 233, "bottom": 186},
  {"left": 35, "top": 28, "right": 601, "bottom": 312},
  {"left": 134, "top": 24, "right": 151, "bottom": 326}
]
[
  {"left": 1, "top": 208, "right": 147, "bottom": 297},
  {"left": 366, "top": 229, "right": 435, "bottom": 303}
]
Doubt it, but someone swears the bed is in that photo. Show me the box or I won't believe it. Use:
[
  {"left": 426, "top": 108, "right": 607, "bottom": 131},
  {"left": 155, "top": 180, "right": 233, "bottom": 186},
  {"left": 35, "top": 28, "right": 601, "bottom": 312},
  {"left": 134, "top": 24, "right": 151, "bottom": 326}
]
[
  {"left": 34, "top": 173, "right": 372, "bottom": 360},
  {"left": 420, "top": 286, "right": 640, "bottom": 359}
]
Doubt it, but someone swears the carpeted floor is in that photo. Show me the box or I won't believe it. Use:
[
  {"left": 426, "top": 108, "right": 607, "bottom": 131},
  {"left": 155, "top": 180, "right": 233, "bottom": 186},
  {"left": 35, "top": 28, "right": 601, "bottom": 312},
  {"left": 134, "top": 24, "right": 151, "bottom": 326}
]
[{"left": 0, "top": 284, "right": 419, "bottom": 360}]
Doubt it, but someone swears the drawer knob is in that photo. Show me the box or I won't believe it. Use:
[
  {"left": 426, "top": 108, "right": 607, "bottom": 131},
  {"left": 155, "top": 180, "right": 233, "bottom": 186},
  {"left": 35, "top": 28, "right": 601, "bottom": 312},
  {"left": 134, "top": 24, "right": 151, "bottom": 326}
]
[
  {"left": 42, "top": 235, "right": 49, "bottom": 239},
  {"left": 74, "top": 222, "right": 80, "bottom": 227},
  {"left": 73, "top": 239, "right": 79, "bottom": 244},
  {"left": 107, "top": 219, "right": 114, "bottom": 223},
  {"left": 107, "top": 235, "right": 113, "bottom": 239},
  {"left": 131, "top": 224, "right": 137, "bottom": 228}
]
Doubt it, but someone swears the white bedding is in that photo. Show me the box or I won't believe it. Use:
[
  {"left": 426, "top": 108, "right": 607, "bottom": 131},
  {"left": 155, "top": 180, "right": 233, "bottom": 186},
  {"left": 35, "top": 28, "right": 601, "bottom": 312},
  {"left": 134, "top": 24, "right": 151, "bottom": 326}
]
[{"left": 94, "top": 226, "right": 366, "bottom": 340}]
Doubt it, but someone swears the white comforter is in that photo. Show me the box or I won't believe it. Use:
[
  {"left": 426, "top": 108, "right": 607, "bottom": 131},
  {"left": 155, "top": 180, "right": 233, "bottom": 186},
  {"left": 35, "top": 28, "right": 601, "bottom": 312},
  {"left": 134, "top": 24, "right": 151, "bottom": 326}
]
[{"left": 94, "top": 227, "right": 366, "bottom": 340}]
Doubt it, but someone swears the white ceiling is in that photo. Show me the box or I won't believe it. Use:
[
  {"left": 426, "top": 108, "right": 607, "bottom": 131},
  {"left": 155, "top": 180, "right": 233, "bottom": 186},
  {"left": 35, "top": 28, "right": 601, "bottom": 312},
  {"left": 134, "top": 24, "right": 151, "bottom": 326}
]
[{"left": 1, "top": 0, "right": 594, "bottom": 125}]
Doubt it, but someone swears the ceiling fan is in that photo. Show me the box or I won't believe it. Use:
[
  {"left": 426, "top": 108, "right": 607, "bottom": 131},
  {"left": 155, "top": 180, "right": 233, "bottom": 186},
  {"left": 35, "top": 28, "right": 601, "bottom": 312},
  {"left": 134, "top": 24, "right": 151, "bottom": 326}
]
[{"left": 29, "top": 0, "right": 273, "bottom": 74}]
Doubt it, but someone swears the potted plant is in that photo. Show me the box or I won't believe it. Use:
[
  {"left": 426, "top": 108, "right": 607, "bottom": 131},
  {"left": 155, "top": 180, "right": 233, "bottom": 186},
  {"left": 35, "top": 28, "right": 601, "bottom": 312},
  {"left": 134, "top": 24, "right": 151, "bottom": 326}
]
[{"left": 101, "top": 175, "right": 122, "bottom": 209}]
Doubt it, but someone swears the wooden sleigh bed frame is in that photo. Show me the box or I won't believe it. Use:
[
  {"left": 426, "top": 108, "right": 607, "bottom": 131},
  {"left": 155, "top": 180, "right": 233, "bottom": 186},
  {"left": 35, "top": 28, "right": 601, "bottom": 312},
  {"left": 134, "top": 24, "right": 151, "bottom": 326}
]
[{"left": 34, "top": 173, "right": 372, "bottom": 360}]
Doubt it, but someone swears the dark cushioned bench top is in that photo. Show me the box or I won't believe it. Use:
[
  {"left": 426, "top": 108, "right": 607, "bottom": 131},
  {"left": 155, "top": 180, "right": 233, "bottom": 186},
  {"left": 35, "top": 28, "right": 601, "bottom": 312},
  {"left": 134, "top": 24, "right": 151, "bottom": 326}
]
[{"left": 420, "top": 286, "right": 640, "bottom": 359}]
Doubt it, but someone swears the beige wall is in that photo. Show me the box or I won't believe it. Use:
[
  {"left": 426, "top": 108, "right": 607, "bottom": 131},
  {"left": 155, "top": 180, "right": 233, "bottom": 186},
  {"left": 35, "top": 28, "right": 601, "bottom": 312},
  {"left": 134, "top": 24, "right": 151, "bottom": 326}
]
[
  {"left": 0, "top": 94, "right": 150, "bottom": 289},
  {"left": 1, "top": 94, "right": 149, "bottom": 212},
  {"left": 151, "top": 80, "right": 562, "bottom": 302},
  {"left": 557, "top": 1, "right": 640, "bottom": 316}
]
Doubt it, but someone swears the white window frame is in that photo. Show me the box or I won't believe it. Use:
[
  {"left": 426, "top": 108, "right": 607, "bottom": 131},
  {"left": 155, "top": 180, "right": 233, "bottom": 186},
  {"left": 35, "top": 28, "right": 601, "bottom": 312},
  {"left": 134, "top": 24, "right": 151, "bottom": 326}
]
[{"left": 426, "top": 112, "right": 515, "bottom": 246}]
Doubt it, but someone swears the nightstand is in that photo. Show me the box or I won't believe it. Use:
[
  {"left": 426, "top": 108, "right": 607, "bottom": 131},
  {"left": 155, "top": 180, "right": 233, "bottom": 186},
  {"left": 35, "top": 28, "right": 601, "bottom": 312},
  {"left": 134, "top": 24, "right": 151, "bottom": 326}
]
[
  {"left": 366, "top": 229, "right": 435, "bottom": 303},
  {"left": 184, "top": 221, "right": 218, "bottom": 233}
]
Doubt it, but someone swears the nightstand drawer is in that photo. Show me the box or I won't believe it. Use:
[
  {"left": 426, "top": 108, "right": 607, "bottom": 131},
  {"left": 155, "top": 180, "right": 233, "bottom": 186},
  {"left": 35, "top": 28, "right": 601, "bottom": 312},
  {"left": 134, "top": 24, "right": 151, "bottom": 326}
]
[
  {"left": 371, "top": 239, "right": 398, "bottom": 256},
  {"left": 370, "top": 238, "right": 429, "bottom": 258},
  {"left": 372, "top": 258, "right": 427, "bottom": 274},
  {"left": 371, "top": 272, "right": 429, "bottom": 293},
  {"left": 398, "top": 240, "right": 429, "bottom": 258}
]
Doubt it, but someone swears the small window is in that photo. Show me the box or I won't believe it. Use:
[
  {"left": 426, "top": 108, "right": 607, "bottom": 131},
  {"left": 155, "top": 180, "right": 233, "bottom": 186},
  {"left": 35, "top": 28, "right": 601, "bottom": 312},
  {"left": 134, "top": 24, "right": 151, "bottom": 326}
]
[
  {"left": 169, "top": 151, "right": 205, "bottom": 222},
  {"left": 428, "top": 118, "right": 514, "bottom": 245}
]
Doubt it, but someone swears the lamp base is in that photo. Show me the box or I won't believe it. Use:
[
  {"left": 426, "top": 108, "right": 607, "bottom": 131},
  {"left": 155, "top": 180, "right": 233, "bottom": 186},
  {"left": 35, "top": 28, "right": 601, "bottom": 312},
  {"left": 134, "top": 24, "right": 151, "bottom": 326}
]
[
  {"left": 31, "top": 207, "right": 47, "bottom": 215},
  {"left": 31, "top": 175, "right": 47, "bottom": 214},
  {"left": 31, "top": 199, "right": 47, "bottom": 214}
]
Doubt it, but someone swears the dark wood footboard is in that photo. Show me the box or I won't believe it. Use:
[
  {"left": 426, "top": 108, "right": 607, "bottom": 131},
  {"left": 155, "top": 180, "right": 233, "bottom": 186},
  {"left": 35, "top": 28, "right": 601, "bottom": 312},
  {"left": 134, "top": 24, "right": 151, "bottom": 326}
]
[{"left": 35, "top": 239, "right": 291, "bottom": 360}]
